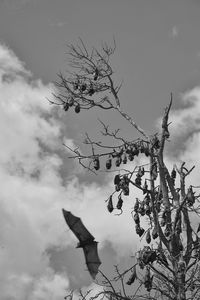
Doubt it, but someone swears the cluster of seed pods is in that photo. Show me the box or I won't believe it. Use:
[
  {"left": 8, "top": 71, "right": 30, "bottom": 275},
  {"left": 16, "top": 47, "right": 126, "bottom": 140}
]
[
  {"left": 62, "top": 68, "right": 100, "bottom": 114},
  {"left": 92, "top": 140, "right": 154, "bottom": 172}
]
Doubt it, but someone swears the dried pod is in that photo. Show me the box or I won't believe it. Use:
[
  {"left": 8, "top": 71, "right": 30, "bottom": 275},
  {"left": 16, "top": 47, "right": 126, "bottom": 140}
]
[
  {"left": 135, "top": 224, "right": 141, "bottom": 235},
  {"left": 146, "top": 230, "right": 151, "bottom": 244},
  {"left": 171, "top": 168, "right": 176, "bottom": 179},
  {"left": 93, "top": 157, "right": 100, "bottom": 170},
  {"left": 134, "top": 213, "right": 140, "bottom": 224},
  {"left": 106, "top": 155, "right": 112, "bottom": 170},
  {"left": 135, "top": 175, "right": 142, "bottom": 186},
  {"left": 93, "top": 68, "right": 99, "bottom": 81},
  {"left": 116, "top": 196, "right": 123, "bottom": 210},
  {"left": 114, "top": 174, "right": 121, "bottom": 185},
  {"left": 197, "top": 223, "right": 200, "bottom": 233},
  {"left": 63, "top": 102, "right": 69, "bottom": 111},
  {"left": 107, "top": 196, "right": 114, "bottom": 213},
  {"left": 126, "top": 266, "right": 137, "bottom": 285},
  {"left": 75, "top": 103, "right": 81, "bottom": 113},
  {"left": 152, "top": 227, "right": 158, "bottom": 239},
  {"left": 134, "top": 198, "right": 140, "bottom": 212},
  {"left": 68, "top": 97, "right": 74, "bottom": 107},
  {"left": 143, "top": 193, "right": 150, "bottom": 205},
  {"left": 137, "top": 166, "right": 145, "bottom": 177},
  {"left": 140, "top": 142, "right": 145, "bottom": 153},
  {"left": 132, "top": 144, "right": 139, "bottom": 156},
  {"left": 144, "top": 146, "right": 150, "bottom": 157},
  {"left": 138, "top": 201, "right": 145, "bottom": 216},
  {"left": 145, "top": 205, "right": 151, "bottom": 216},
  {"left": 142, "top": 180, "right": 148, "bottom": 194},
  {"left": 139, "top": 227, "right": 145, "bottom": 237},
  {"left": 73, "top": 81, "right": 79, "bottom": 90},
  {"left": 186, "top": 186, "right": 195, "bottom": 207},
  {"left": 122, "top": 153, "right": 127, "bottom": 164},
  {"left": 88, "top": 85, "right": 95, "bottom": 96},
  {"left": 122, "top": 185, "right": 129, "bottom": 196},
  {"left": 115, "top": 156, "right": 122, "bottom": 167}
]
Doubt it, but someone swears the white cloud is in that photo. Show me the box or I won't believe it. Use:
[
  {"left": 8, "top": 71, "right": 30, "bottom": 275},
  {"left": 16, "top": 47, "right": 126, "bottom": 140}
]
[
  {"left": 169, "top": 26, "right": 179, "bottom": 39},
  {"left": 0, "top": 43, "right": 140, "bottom": 299},
  {"left": 2, "top": 40, "right": 200, "bottom": 300}
]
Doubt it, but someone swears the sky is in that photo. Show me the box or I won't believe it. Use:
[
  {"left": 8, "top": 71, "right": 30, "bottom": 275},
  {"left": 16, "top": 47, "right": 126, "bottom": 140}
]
[{"left": 0, "top": 0, "right": 200, "bottom": 299}]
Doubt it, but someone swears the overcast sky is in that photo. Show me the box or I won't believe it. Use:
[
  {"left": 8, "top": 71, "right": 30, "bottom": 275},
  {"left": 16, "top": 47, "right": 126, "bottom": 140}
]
[{"left": 1, "top": 0, "right": 200, "bottom": 299}]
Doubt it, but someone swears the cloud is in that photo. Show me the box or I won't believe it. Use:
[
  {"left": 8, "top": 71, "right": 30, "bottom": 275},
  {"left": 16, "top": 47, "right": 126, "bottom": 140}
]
[
  {"left": 169, "top": 26, "right": 179, "bottom": 39},
  {"left": 0, "top": 43, "right": 140, "bottom": 299}
]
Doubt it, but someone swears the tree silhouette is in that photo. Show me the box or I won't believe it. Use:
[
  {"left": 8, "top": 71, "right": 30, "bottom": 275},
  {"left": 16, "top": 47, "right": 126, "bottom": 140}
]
[{"left": 50, "top": 39, "right": 200, "bottom": 300}]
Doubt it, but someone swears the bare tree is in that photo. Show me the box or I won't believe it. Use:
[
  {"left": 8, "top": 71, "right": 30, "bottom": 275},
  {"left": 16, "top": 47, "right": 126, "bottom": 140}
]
[{"left": 51, "top": 39, "right": 200, "bottom": 300}]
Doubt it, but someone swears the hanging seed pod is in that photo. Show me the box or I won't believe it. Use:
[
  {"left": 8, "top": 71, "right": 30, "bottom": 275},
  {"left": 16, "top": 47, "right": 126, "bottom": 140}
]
[
  {"left": 134, "top": 212, "right": 140, "bottom": 224},
  {"left": 116, "top": 196, "right": 123, "bottom": 210},
  {"left": 142, "top": 180, "right": 148, "bottom": 194},
  {"left": 63, "top": 102, "right": 69, "bottom": 111},
  {"left": 144, "top": 194, "right": 150, "bottom": 205},
  {"left": 126, "top": 266, "right": 137, "bottom": 285},
  {"left": 135, "top": 175, "right": 142, "bottom": 186},
  {"left": 88, "top": 85, "right": 95, "bottom": 96},
  {"left": 138, "top": 201, "right": 145, "bottom": 216},
  {"left": 107, "top": 196, "right": 114, "bottom": 213},
  {"left": 186, "top": 186, "right": 195, "bottom": 207},
  {"left": 140, "top": 141, "right": 145, "bottom": 153},
  {"left": 122, "top": 153, "right": 127, "bottom": 164},
  {"left": 139, "top": 227, "right": 145, "bottom": 237},
  {"left": 171, "top": 167, "right": 176, "bottom": 179},
  {"left": 132, "top": 144, "right": 139, "bottom": 156},
  {"left": 146, "top": 230, "right": 151, "bottom": 244},
  {"left": 134, "top": 198, "right": 140, "bottom": 212},
  {"left": 114, "top": 174, "right": 121, "bottom": 185},
  {"left": 122, "top": 185, "right": 129, "bottom": 196},
  {"left": 93, "top": 68, "right": 99, "bottom": 81},
  {"left": 135, "top": 224, "right": 141, "bottom": 235},
  {"left": 152, "top": 227, "right": 158, "bottom": 239},
  {"left": 145, "top": 205, "right": 151, "bottom": 216},
  {"left": 144, "top": 146, "right": 150, "bottom": 157},
  {"left": 106, "top": 155, "right": 112, "bottom": 170},
  {"left": 197, "top": 223, "right": 200, "bottom": 233},
  {"left": 80, "top": 83, "right": 87, "bottom": 92},
  {"left": 73, "top": 81, "right": 79, "bottom": 90},
  {"left": 68, "top": 97, "right": 74, "bottom": 107},
  {"left": 93, "top": 157, "right": 100, "bottom": 170},
  {"left": 75, "top": 103, "right": 81, "bottom": 113},
  {"left": 137, "top": 166, "right": 144, "bottom": 177},
  {"left": 115, "top": 156, "right": 122, "bottom": 167}
]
